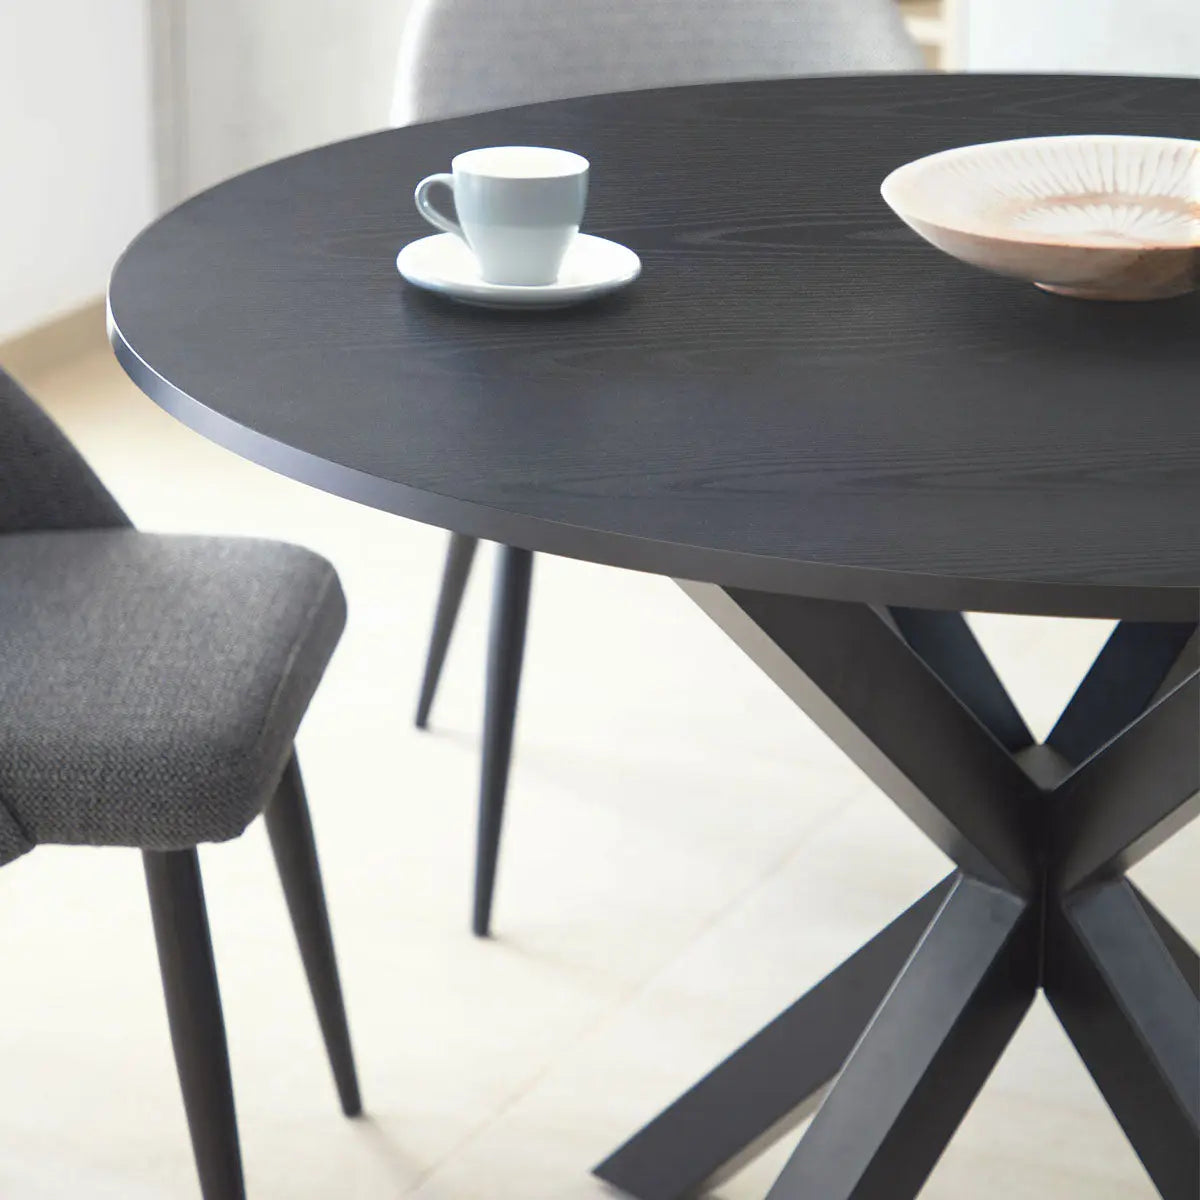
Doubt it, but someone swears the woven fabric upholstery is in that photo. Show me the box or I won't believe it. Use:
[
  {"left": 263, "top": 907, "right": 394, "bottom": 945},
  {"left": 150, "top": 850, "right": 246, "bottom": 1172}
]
[
  {"left": 0, "top": 530, "right": 345, "bottom": 861},
  {"left": 0, "top": 367, "right": 128, "bottom": 534},
  {"left": 391, "top": 0, "right": 921, "bottom": 125}
]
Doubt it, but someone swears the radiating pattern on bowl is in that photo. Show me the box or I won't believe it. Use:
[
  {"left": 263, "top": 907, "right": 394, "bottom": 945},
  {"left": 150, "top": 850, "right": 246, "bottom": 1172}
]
[{"left": 1004, "top": 197, "right": 1195, "bottom": 246}]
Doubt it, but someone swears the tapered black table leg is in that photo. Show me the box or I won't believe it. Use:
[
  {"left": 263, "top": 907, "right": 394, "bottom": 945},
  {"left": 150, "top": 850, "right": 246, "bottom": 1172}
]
[
  {"left": 265, "top": 753, "right": 362, "bottom": 1116},
  {"left": 1046, "top": 879, "right": 1200, "bottom": 1200},
  {"left": 415, "top": 532, "right": 478, "bottom": 729},
  {"left": 144, "top": 848, "right": 246, "bottom": 1200},
  {"left": 766, "top": 876, "right": 1037, "bottom": 1200},
  {"left": 474, "top": 544, "right": 533, "bottom": 937},
  {"left": 595, "top": 874, "right": 957, "bottom": 1200}
]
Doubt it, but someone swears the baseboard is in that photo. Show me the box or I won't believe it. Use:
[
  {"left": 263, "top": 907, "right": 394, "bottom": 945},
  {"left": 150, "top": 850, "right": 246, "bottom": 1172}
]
[{"left": 0, "top": 298, "right": 108, "bottom": 382}]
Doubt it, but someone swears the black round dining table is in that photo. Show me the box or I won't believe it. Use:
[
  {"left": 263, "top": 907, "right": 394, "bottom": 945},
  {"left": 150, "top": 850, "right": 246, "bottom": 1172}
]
[{"left": 109, "top": 73, "right": 1199, "bottom": 1200}]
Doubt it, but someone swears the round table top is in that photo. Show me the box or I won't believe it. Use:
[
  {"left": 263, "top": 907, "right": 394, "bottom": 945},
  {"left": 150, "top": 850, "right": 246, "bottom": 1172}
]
[{"left": 108, "top": 73, "right": 1200, "bottom": 621}]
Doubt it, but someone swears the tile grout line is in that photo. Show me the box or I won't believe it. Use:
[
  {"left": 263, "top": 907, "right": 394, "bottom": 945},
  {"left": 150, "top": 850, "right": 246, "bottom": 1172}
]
[{"left": 400, "top": 792, "right": 866, "bottom": 1194}]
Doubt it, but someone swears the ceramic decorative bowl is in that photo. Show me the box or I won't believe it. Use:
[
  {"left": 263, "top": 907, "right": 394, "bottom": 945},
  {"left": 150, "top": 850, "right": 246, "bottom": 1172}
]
[{"left": 880, "top": 134, "right": 1200, "bottom": 301}]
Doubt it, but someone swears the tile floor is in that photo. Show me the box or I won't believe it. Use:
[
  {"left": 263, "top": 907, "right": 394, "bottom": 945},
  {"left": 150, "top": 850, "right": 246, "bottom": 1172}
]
[{"left": 0, "top": 345, "right": 1193, "bottom": 1198}]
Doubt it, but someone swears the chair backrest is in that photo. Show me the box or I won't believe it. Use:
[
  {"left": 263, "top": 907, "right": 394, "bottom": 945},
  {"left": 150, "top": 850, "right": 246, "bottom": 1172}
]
[
  {"left": 392, "top": 0, "right": 921, "bottom": 126},
  {"left": 0, "top": 367, "right": 127, "bottom": 535}
]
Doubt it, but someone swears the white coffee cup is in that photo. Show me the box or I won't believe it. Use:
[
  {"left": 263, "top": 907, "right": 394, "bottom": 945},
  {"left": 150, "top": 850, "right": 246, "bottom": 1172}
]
[{"left": 414, "top": 146, "right": 589, "bottom": 286}]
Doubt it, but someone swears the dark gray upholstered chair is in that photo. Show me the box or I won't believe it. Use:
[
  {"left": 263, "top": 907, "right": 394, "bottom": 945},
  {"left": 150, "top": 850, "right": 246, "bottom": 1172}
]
[
  {"left": 392, "top": 0, "right": 923, "bottom": 937},
  {"left": 0, "top": 367, "right": 359, "bottom": 1200}
]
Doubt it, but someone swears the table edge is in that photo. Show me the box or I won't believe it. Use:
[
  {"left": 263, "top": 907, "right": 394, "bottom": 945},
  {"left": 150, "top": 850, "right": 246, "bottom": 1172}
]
[{"left": 107, "top": 295, "right": 1198, "bottom": 623}]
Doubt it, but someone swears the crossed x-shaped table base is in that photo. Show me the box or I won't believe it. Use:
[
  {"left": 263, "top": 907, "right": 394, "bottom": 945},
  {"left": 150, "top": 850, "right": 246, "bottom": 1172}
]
[{"left": 595, "top": 585, "right": 1200, "bottom": 1200}]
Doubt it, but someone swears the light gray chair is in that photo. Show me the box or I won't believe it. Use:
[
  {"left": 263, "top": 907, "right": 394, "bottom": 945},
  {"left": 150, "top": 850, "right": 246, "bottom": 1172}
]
[
  {"left": 393, "top": 0, "right": 922, "bottom": 937},
  {"left": 0, "top": 367, "right": 360, "bottom": 1200}
]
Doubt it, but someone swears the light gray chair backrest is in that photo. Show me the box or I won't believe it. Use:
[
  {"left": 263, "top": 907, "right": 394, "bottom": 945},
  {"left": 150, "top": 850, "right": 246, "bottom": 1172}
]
[
  {"left": 0, "top": 367, "right": 127, "bottom": 535},
  {"left": 392, "top": 0, "right": 922, "bottom": 126}
]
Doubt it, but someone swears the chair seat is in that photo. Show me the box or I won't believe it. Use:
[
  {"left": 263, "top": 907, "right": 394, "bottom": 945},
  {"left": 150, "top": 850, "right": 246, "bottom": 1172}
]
[{"left": 0, "top": 530, "right": 345, "bottom": 862}]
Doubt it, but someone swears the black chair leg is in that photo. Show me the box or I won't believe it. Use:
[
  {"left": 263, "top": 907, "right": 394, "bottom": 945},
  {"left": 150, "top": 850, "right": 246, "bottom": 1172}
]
[
  {"left": 473, "top": 544, "right": 534, "bottom": 937},
  {"left": 415, "top": 532, "right": 479, "bottom": 729},
  {"left": 265, "top": 753, "right": 362, "bottom": 1116},
  {"left": 144, "top": 848, "right": 246, "bottom": 1200}
]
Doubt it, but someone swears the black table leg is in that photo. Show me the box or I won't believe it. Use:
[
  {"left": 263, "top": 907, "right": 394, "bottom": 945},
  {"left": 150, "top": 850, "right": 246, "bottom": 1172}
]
[
  {"left": 766, "top": 876, "right": 1037, "bottom": 1200},
  {"left": 1132, "top": 882, "right": 1200, "bottom": 990},
  {"left": 888, "top": 608, "right": 1034, "bottom": 753},
  {"left": 596, "top": 586, "right": 1199, "bottom": 1200},
  {"left": 1051, "top": 672, "right": 1200, "bottom": 892},
  {"left": 595, "top": 874, "right": 956, "bottom": 1200},
  {"left": 1046, "top": 621, "right": 1197, "bottom": 765},
  {"left": 1046, "top": 880, "right": 1200, "bottom": 1200}
]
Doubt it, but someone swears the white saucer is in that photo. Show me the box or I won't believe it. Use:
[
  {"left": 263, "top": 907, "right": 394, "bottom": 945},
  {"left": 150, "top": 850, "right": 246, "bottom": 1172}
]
[{"left": 396, "top": 233, "right": 641, "bottom": 309}]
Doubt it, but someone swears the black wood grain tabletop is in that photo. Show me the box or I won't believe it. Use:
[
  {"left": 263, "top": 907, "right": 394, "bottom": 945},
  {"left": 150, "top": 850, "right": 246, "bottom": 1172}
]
[{"left": 109, "top": 73, "right": 1200, "bottom": 620}]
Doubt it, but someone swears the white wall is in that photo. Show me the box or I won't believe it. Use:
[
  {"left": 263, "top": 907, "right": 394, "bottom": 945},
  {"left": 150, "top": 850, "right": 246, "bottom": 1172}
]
[
  {"left": 176, "top": 0, "right": 411, "bottom": 200},
  {"left": 964, "top": 0, "right": 1200, "bottom": 74},
  {"left": 0, "top": 1, "right": 156, "bottom": 341}
]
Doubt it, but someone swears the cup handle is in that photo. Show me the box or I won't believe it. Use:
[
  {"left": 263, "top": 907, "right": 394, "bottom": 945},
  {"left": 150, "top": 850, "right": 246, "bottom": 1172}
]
[{"left": 414, "top": 173, "right": 463, "bottom": 239}]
